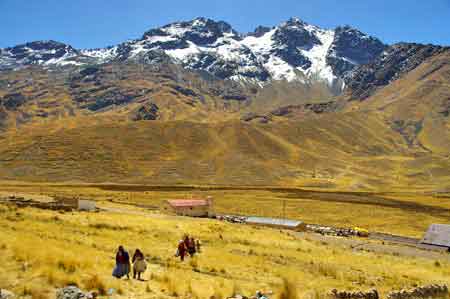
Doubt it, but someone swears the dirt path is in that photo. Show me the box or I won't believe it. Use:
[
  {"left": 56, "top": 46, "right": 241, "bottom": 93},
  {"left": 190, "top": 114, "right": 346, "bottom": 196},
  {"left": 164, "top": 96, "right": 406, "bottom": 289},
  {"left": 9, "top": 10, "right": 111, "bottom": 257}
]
[{"left": 291, "top": 231, "right": 450, "bottom": 261}]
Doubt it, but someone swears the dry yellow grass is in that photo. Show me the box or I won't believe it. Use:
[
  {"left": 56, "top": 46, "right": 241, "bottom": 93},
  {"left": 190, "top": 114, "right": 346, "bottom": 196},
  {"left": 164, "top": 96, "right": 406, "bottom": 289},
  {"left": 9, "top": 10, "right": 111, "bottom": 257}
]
[
  {"left": 1, "top": 202, "right": 450, "bottom": 299},
  {"left": 1, "top": 184, "right": 449, "bottom": 237}
]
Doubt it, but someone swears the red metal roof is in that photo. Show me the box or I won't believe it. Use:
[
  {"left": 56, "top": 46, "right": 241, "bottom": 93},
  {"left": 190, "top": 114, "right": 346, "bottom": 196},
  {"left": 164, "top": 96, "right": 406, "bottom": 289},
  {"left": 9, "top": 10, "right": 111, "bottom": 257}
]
[{"left": 167, "top": 199, "right": 209, "bottom": 208}]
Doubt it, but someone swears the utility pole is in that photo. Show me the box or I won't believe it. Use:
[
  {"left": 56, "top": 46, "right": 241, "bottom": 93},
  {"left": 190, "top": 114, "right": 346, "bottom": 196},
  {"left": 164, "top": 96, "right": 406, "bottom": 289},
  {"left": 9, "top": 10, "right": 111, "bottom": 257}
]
[{"left": 427, "top": 169, "right": 436, "bottom": 197}]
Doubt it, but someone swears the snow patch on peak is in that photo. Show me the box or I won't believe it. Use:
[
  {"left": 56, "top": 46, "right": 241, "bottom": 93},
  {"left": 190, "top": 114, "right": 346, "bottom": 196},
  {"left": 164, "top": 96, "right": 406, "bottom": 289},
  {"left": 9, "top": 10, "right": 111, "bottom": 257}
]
[
  {"left": 192, "top": 18, "right": 207, "bottom": 27},
  {"left": 241, "top": 28, "right": 276, "bottom": 54},
  {"left": 299, "top": 28, "right": 336, "bottom": 84},
  {"left": 241, "top": 29, "right": 299, "bottom": 81},
  {"left": 145, "top": 35, "right": 178, "bottom": 43},
  {"left": 240, "top": 29, "right": 295, "bottom": 82},
  {"left": 162, "top": 24, "right": 190, "bottom": 37},
  {"left": 82, "top": 47, "right": 117, "bottom": 62},
  {"left": 165, "top": 41, "right": 200, "bottom": 61},
  {"left": 266, "top": 56, "right": 300, "bottom": 82},
  {"left": 281, "top": 17, "right": 307, "bottom": 27},
  {"left": 241, "top": 27, "right": 335, "bottom": 83}
]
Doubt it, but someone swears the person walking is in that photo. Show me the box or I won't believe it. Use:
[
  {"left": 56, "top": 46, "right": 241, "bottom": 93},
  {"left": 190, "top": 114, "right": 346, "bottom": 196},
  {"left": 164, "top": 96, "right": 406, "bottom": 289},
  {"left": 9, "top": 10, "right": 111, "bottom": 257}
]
[
  {"left": 188, "top": 237, "right": 196, "bottom": 257},
  {"left": 132, "top": 248, "right": 147, "bottom": 280},
  {"left": 112, "top": 246, "right": 130, "bottom": 279},
  {"left": 196, "top": 239, "right": 201, "bottom": 253},
  {"left": 176, "top": 240, "right": 187, "bottom": 261},
  {"left": 183, "top": 235, "right": 191, "bottom": 250}
]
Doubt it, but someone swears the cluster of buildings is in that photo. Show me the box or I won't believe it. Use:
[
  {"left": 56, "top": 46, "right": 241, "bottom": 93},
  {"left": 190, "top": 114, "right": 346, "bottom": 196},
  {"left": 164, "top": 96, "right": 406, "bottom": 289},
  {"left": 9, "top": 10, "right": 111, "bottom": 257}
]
[
  {"left": 163, "top": 197, "right": 307, "bottom": 231},
  {"left": 162, "top": 197, "right": 450, "bottom": 250}
]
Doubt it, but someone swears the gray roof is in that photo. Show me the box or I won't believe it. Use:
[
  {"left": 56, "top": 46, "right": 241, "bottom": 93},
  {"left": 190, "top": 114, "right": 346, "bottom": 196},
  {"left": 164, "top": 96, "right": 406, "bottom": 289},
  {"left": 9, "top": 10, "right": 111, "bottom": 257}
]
[
  {"left": 246, "top": 216, "right": 303, "bottom": 228},
  {"left": 421, "top": 224, "right": 450, "bottom": 247}
]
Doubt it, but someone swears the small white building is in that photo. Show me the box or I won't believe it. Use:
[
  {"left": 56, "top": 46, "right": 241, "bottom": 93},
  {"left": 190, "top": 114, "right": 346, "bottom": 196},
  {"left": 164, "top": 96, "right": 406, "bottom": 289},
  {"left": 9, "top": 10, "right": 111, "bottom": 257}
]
[
  {"left": 78, "top": 200, "right": 96, "bottom": 211},
  {"left": 57, "top": 197, "right": 96, "bottom": 211},
  {"left": 164, "top": 198, "right": 214, "bottom": 217}
]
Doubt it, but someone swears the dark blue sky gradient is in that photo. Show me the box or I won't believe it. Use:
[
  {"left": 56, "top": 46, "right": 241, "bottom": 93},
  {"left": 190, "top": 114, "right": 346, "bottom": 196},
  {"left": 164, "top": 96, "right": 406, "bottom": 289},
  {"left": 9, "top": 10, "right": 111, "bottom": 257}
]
[{"left": 1, "top": 0, "right": 449, "bottom": 48}]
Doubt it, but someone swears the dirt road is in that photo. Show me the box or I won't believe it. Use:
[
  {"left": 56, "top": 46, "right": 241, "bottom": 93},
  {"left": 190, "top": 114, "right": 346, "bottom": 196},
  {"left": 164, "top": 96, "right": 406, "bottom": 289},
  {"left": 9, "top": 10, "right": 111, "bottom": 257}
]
[{"left": 292, "top": 231, "right": 450, "bottom": 261}]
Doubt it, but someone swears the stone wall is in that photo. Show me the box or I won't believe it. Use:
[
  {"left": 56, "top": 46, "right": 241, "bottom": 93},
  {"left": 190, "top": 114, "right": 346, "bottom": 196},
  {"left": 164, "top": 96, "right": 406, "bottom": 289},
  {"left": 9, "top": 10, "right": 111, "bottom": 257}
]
[
  {"left": 387, "top": 285, "right": 448, "bottom": 299},
  {"left": 329, "top": 288, "right": 379, "bottom": 299},
  {"left": 329, "top": 285, "right": 448, "bottom": 299}
]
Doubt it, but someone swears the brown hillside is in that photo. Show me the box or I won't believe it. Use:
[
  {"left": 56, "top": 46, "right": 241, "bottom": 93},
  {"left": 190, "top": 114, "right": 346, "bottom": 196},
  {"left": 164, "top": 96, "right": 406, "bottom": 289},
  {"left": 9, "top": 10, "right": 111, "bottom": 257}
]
[
  {"left": 1, "top": 110, "right": 449, "bottom": 191},
  {"left": 0, "top": 51, "right": 449, "bottom": 191},
  {"left": 343, "top": 50, "right": 450, "bottom": 155}
]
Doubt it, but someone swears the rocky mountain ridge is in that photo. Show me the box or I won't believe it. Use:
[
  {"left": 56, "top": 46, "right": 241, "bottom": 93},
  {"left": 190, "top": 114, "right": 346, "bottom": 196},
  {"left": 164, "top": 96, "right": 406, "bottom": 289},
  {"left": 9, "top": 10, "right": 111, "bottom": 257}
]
[
  {"left": 0, "top": 17, "right": 386, "bottom": 90},
  {"left": 345, "top": 43, "right": 448, "bottom": 99}
]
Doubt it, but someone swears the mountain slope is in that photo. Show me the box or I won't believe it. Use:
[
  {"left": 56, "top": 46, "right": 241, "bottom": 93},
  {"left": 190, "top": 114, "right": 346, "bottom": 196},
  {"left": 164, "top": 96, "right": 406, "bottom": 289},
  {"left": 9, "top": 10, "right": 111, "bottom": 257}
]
[
  {"left": 344, "top": 47, "right": 450, "bottom": 156},
  {"left": 0, "top": 59, "right": 338, "bottom": 130},
  {"left": 0, "top": 109, "right": 449, "bottom": 192},
  {"left": 345, "top": 43, "right": 447, "bottom": 99},
  {"left": 1, "top": 18, "right": 450, "bottom": 191}
]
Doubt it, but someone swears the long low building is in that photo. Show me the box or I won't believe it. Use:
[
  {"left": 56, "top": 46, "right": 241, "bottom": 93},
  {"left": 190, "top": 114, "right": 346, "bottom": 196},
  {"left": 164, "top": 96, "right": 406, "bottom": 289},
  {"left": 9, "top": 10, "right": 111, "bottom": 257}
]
[
  {"left": 245, "top": 216, "right": 307, "bottom": 231},
  {"left": 420, "top": 224, "right": 450, "bottom": 248}
]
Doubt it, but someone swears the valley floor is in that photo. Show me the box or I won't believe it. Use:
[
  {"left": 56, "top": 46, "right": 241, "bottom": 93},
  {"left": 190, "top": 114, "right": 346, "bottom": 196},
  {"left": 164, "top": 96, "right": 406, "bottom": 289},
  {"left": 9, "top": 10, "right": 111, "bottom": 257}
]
[
  {"left": 1, "top": 184, "right": 450, "bottom": 298},
  {"left": 1, "top": 202, "right": 450, "bottom": 299},
  {"left": 1, "top": 183, "right": 449, "bottom": 237}
]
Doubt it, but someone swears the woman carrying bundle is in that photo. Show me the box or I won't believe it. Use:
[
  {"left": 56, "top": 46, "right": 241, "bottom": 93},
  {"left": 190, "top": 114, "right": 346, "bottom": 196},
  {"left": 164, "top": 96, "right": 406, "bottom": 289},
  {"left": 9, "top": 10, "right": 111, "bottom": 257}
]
[{"left": 132, "top": 248, "right": 147, "bottom": 280}]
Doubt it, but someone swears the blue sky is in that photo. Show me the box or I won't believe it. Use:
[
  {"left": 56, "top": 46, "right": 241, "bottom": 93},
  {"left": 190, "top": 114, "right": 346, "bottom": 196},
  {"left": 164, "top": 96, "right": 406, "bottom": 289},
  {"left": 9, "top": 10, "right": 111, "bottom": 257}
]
[{"left": 1, "top": 0, "right": 449, "bottom": 49}]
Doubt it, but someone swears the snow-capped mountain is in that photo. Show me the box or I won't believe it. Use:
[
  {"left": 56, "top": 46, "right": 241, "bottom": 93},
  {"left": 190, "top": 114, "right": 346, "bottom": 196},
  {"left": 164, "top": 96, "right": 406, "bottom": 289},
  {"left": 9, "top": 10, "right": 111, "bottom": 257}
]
[
  {"left": 0, "top": 40, "right": 96, "bottom": 70},
  {"left": 0, "top": 17, "right": 386, "bottom": 89}
]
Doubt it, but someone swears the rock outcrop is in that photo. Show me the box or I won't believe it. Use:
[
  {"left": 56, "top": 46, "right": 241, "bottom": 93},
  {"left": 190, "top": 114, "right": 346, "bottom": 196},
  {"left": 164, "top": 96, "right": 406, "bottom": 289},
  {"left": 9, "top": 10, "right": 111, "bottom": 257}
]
[
  {"left": 0, "top": 289, "right": 15, "bottom": 299},
  {"left": 327, "top": 26, "right": 386, "bottom": 77},
  {"left": 1, "top": 93, "right": 27, "bottom": 110},
  {"left": 345, "top": 43, "right": 447, "bottom": 100},
  {"left": 133, "top": 102, "right": 160, "bottom": 121},
  {"left": 56, "top": 286, "right": 96, "bottom": 299}
]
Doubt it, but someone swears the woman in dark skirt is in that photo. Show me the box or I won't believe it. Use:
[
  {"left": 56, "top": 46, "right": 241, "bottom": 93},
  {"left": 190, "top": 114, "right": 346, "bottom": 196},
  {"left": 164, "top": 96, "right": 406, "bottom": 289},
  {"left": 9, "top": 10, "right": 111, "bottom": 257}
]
[{"left": 112, "top": 245, "right": 130, "bottom": 279}]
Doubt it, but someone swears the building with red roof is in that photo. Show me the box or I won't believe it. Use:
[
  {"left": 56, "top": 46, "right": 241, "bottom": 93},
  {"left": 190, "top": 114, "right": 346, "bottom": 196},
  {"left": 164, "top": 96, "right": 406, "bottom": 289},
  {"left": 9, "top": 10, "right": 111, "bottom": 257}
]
[{"left": 164, "top": 197, "right": 214, "bottom": 217}]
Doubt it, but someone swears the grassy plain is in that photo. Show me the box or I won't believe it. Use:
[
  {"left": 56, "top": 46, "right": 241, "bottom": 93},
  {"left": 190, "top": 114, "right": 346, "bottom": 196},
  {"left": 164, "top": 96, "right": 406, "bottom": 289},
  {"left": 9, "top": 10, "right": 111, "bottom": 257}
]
[
  {"left": 1, "top": 184, "right": 450, "bottom": 237},
  {"left": 1, "top": 203, "right": 450, "bottom": 299}
]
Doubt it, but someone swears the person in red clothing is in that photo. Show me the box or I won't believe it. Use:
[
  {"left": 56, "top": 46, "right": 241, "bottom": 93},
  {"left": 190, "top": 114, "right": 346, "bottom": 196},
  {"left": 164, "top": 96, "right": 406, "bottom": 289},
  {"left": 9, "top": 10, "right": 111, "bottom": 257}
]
[
  {"left": 176, "top": 240, "right": 187, "bottom": 261},
  {"left": 183, "top": 235, "right": 191, "bottom": 250},
  {"left": 187, "top": 237, "right": 196, "bottom": 257}
]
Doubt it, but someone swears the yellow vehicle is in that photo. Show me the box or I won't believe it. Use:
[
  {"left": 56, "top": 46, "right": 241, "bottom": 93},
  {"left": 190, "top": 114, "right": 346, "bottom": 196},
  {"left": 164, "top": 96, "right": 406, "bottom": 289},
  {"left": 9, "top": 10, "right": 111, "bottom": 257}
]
[{"left": 353, "top": 227, "right": 369, "bottom": 237}]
